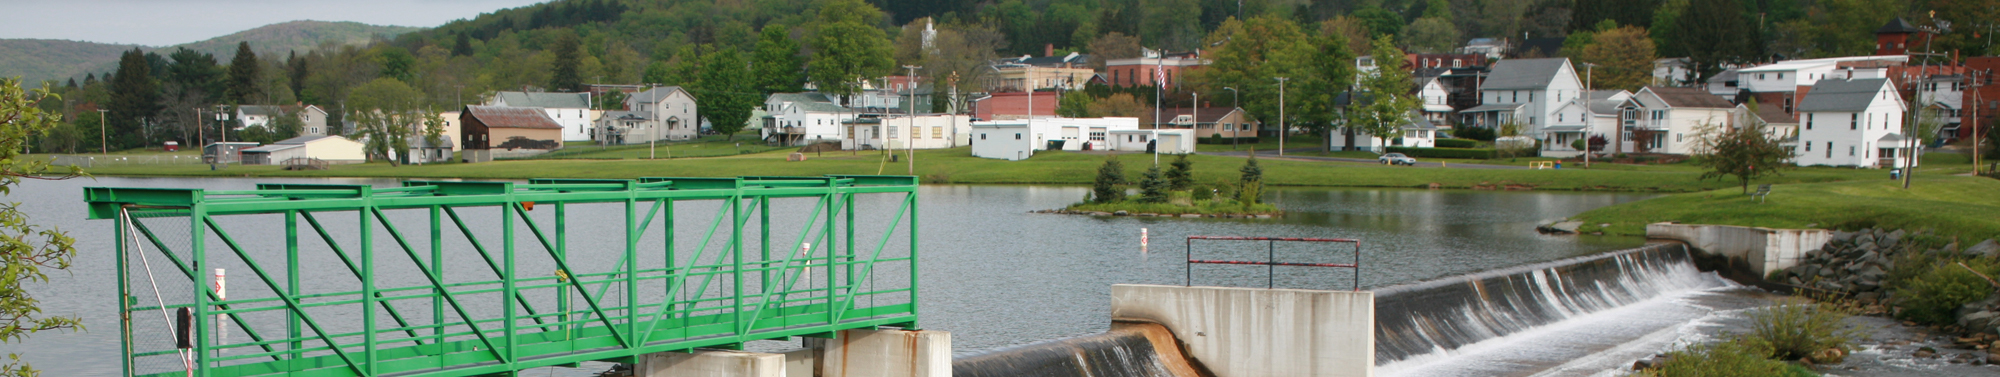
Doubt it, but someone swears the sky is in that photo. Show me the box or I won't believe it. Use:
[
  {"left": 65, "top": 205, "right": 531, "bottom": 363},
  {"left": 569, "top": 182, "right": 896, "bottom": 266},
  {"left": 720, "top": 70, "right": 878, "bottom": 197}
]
[{"left": 0, "top": 0, "right": 553, "bottom": 46}]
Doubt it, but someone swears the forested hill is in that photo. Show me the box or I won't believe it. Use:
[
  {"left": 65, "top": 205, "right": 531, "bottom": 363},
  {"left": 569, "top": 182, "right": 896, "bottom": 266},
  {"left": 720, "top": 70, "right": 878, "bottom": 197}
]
[{"left": 1, "top": 20, "right": 420, "bottom": 85}]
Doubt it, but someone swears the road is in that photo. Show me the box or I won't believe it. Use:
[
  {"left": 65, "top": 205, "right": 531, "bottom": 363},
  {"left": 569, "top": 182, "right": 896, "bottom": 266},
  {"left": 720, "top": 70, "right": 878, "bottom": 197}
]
[{"left": 1199, "top": 148, "right": 1532, "bottom": 170}]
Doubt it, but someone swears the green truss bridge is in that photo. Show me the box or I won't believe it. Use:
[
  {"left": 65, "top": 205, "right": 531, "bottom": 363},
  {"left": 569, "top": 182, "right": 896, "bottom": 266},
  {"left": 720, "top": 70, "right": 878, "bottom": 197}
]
[{"left": 86, "top": 176, "right": 921, "bottom": 377}]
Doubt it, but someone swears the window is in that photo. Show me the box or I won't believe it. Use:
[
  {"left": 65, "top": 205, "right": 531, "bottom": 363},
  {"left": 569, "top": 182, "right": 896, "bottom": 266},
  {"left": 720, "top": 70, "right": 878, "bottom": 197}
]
[
  {"left": 1676, "top": 133, "right": 1683, "bottom": 142},
  {"left": 1778, "top": 73, "right": 1785, "bottom": 79},
  {"left": 1758, "top": 74, "right": 1766, "bottom": 80},
  {"left": 1851, "top": 114, "right": 1858, "bottom": 130},
  {"left": 980, "top": 133, "right": 986, "bottom": 140},
  {"left": 933, "top": 127, "right": 943, "bottom": 139},
  {"left": 1805, "top": 142, "right": 1811, "bottom": 152},
  {"left": 1826, "top": 142, "right": 1832, "bottom": 158},
  {"left": 1090, "top": 132, "right": 1105, "bottom": 142},
  {"left": 1849, "top": 146, "right": 1855, "bottom": 156},
  {"left": 1807, "top": 114, "right": 1814, "bottom": 130},
  {"left": 1014, "top": 133, "right": 1022, "bottom": 140},
  {"left": 1529, "top": 92, "right": 1535, "bottom": 102},
  {"left": 1453, "top": 59, "right": 1463, "bottom": 68},
  {"left": 1512, "top": 91, "right": 1518, "bottom": 102},
  {"left": 888, "top": 126, "right": 898, "bottom": 138}
]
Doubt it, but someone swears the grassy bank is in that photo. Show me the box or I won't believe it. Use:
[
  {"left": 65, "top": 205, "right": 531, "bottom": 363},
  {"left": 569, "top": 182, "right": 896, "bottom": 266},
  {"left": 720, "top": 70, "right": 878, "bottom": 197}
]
[
  {"left": 1568, "top": 176, "right": 2000, "bottom": 239},
  {"left": 61, "top": 146, "right": 1958, "bottom": 193}
]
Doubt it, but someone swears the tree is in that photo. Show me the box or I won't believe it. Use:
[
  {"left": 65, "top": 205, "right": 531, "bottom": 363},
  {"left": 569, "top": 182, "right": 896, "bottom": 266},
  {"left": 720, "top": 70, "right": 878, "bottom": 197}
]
[
  {"left": 1087, "top": 32, "right": 1144, "bottom": 70},
  {"left": 914, "top": 22, "right": 1004, "bottom": 111},
  {"left": 0, "top": 77, "right": 85, "bottom": 376},
  {"left": 549, "top": 32, "right": 584, "bottom": 92},
  {"left": 1093, "top": 156, "right": 1127, "bottom": 202},
  {"left": 108, "top": 48, "right": 159, "bottom": 150},
  {"left": 808, "top": 0, "right": 895, "bottom": 105},
  {"left": 1237, "top": 151, "right": 1262, "bottom": 205},
  {"left": 1196, "top": 16, "right": 1318, "bottom": 141},
  {"left": 1401, "top": 17, "right": 1460, "bottom": 54},
  {"left": 1675, "top": 0, "right": 1757, "bottom": 81},
  {"left": 694, "top": 47, "right": 758, "bottom": 140},
  {"left": 753, "top": 24, "right": 806, "bottom": 95},
  {"left": 269, "top": 109, "right": 303, "bottom": 140},
  {"left": 226, "top": 42, "right": 261, "bottom": 104},
  {"left": 1352, "top": 6, "right": 1404, "bottom": 38},
  {"left": 1088, "top": 93, "right": 1152, "bottom": 124},
  {"left": 347, "top": 78, "right": 424, "bottom": 165},
  {"left": 1320, "top": 17, "right": 1374, "bottom": 58},
  {"left": 1694, "top": 119, "right": 1793, "bottom": 194},
  {"left": 1056, "top": 90, "right": 1093, "bottom": 117},
  {"left": 452, "top": 33, "right": 475, "bottom": 56},
  {"left": 1579, "top": 26, "right": 1656, "bottom": 91},
  {"left": 1346, "top": 36, "right": 1421, "bottom": 152},
  {"left": 1137, "top": 165, "right": 1168, "bottom": 203},
  {"left": 1166, "top": 153, "right": 1194, "bottom": 190}
]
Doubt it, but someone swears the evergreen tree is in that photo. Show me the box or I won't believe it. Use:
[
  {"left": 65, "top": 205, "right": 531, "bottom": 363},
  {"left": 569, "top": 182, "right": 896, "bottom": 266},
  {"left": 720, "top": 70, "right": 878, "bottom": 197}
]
[
  {"left": 1237, "top": 151, "right": 1262, "bottom": 204},
  {"left": 108, "top": 48, "right": 160, "bottom": 150},
  {"left": 549, "top": 32, "right": 584, "bottom": 92},
  {"left": 808, "top": 0, "right": 895, "bottom": 105},
  {"left": 286, "top": 51, "right": 307, "bottom": 99},
  {"left": 751, "top": 24, "right": 805, "bottom": 94},
  {"left": 1675, "top": 0, "right": 1756, "bottom": 81},
  {"left": 1138, "top": 165, "right": 1168, "bottom": 203},
  {"left": 453, "top": 33, "right": 475, "bottom": 56},
  {"left": 1093, "top": 156, "right": 1127, "bottom": 203},
  {"left": 226, "top": 42, "right": 261, "bottom": 104},
  {"left": 1166, "top": 153, "right": 1194, "bottom": 190},
  {"left": 64, "top": 78, "right": 77, "bottom": 89}
]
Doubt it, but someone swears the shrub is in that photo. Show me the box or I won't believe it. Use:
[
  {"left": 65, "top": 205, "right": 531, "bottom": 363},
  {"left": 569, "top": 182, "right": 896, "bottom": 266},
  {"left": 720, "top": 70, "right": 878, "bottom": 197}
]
[
  {"left": 1637, "top": 339, "right": 1801, "bottom": 377},
  {"left": 1138, "top": 166, "right": 1168, "bottom": 203},
  {"left": 1454, "top": 126, "right": 1497, "bottom": 141},
  {"left": 1191, "top": 185, "right": 1215, "bottom": 201},
  {"left": 1434, "top": 139, "right": 1479, "bottom": 148},
  {"left": 1893, "top": 257, "right": 1999, "bottom": 325},
  {"left": 1740, "top": 298, "right": 1857, "bottom": 361},
  {"left": 1167, "top": 154, "right": 1194, "bottom": 190},
  {"left": 1238, "top": 152, "right": 1263, "bottom": 205},
  {"left": 1385, "top": 146, "right": 1495, "bottom": 159},
  {"left": 1092, "top": 157, "right": 1126, "bottom": 203}
]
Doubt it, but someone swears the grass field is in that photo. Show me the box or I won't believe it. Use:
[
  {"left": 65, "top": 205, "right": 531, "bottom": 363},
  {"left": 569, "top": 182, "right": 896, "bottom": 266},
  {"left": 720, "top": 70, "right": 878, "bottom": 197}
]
[
  {"left": 64, "top": 144, "right": 1947, "bottom": 194},
  {"left": 1568, "top": 176, "right": 2000, "bottom": 239},
  {"left": 523, "top": 135, "right": 789, "bottom": 160}
]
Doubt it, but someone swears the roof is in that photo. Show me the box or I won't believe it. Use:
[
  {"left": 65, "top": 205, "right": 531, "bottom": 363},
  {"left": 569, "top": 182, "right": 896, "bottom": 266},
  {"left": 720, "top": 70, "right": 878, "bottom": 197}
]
[
  {"left": 998, "top": 52, "right": 1091, "bottom": 68},
  {"left": 1482, "top": 58, "right": 1569, "bottom": 90},
  {"left": 494, "top": 91, "right": 591, "bottom": 109},
  {"left": 1643, "top": 87, "right": 1734, "bottom": 108},
  {"left": 1168, "top": 107, "right": 1251, "bottom": 124},
  {"left": 1753, "top": 103, "right": 1796, "bottom": 124},
  {"left": 241, "top": 144, "right": 302, "bottom": 153},
  {"left": 1587, "top": 90, "right": 1630, "bottom": 114},
  {"left": 239, "top": 105, "right": 284, "bottom": 116},
  {"left": 628, "top": 86, "right": 689, "bottom": 104},
  {"left": 1797, "top": 78, "right": 1891, "bottom": 113},
  {"left": 273, "top": 135, "right": 341, "bottom": 145},
  {"left": 1878, "top": 133, "right": 1906, "bottom": 143},
  {"left": 1877, "top": 18, "right": 1924, "bottom": 34},
  {"left": 1707, "top": 68, "right": 1740, "bottom": 85},
  {"left": 465, "top": 106, "right": 564, "bottom": 129},
  {"left": 601, "top": 110, "right": 650, "bottom": 121},
  {"left": 768, "top": 93, "right": 849, "bottom": 113},
  {"left": 1462, "top": 103, "right": 1526, "bottom": 112}
]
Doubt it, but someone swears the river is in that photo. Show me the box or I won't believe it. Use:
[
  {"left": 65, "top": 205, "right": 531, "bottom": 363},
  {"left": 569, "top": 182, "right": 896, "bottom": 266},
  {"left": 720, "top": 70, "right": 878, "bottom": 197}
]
[{"left": 2, "top": 177, "right": 1656, "bottom": 375}]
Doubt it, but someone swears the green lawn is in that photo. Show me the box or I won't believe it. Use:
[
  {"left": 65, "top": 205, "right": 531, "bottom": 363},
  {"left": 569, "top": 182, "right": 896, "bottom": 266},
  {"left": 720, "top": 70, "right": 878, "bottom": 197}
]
[
  {"left": 67, "top": 145, "right": 1930, "bottom": 193},
  {"left": 526, "top": 135, "right": 788, "bottom": 160},
  {"left": 1194, "top": 135, "right": 1323, "bottom": 153},
  {"left": 1568, "top": 176, "right": 2000, "bottom": 240}
]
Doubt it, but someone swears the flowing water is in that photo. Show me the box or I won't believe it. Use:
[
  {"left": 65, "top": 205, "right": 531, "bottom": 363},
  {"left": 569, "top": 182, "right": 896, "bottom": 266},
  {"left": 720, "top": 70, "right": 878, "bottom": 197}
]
[{"left": 4, "top": 177, "right": 1659, "bottom": 376}]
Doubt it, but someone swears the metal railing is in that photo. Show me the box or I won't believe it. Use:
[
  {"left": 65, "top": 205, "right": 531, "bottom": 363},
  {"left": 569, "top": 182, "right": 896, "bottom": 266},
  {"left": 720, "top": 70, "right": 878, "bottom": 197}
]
[
  {"left": 88, "top": 175, "right": 921, "bottom": 377},
  {"left": 46, "top": 154, "right": 207, "bottom": 168},
  {"left": 1184, "top": 236, "right": 1362, "bottom": 291}
]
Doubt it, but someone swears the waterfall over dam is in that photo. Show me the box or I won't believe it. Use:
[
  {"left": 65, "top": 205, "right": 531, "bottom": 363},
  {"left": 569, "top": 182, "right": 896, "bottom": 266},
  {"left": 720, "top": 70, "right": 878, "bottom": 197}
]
[{"left": 952, "top": 322, "right": 1204, "bottom": 377}]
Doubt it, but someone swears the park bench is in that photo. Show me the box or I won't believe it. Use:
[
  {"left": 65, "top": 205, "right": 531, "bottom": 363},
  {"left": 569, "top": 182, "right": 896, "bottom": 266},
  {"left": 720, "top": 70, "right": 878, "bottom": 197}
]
[{"left": 1750, "top": 184, "right": 1772, "bottom": 203}]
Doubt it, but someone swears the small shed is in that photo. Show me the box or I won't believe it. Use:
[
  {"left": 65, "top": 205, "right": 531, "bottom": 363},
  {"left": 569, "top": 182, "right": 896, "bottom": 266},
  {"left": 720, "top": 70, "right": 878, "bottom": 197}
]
[
  {"left": 461, "top": 105, "right": 565, "bottom": 162},
  {"left": 241, "top": 135, "right": 366, "bottom": 165},
  {"left": 203, "top": 142, "right": 261, "bottom": 164},
  {"left": 970, "top": 121, "right": 1036, "bottom": 161},
  {"left": 1106, "top": 129, "right": 1195, "bottom": 154}
]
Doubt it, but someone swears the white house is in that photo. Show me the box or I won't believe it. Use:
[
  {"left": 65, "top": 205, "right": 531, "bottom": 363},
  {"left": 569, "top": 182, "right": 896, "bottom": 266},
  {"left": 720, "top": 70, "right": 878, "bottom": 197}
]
[
  {"left": 969, "top": 117, "right": 1142, "bottom": 160},
  {"left": 1543, "top": 90, "right": 1632, "bottom": 157},
  {"left": 1460, "top": 58, "right": 1583, "bottom": 137},
  {"left": 762, "top": 93, "right": 856, "bottom": 146},
  {"left": 1460, "top": 38, "right": 1509, "bottom": 59},
  {"left": 1416, "top": 77, "right": 1453, "bottom": 124},
  {"left": 237, "top": 105, "right": 330, "bottom": 136},
  {"left": 487, "top": 91, "right": 594, "bottom": 142},
  {"left": 240, "top": 135, "right": 366, "bottom": 165},
  {"left": 1735, "top": 56, "right": 1907, "bottom": 94},
  {"left": 844, "top": 114, "right": 972, "bottom": 150},
  {"left": 1652, "top": 58, "right": 1694, "bottom": 87},
  {"left": 1105, "top": 129, "right": 1196, "bottom": 154},
  {"left": 622, "top": 86, "right": 700, "bottom": 142},
  {"left": 1326, "top": 111, "right": 1439, "bottom": 152},
  {"left": 1795, "top": 78, "right": 1915, "bottom": 168},
  {"left": 1620, "top": 86, "right": 1740, "bottom": 155}
]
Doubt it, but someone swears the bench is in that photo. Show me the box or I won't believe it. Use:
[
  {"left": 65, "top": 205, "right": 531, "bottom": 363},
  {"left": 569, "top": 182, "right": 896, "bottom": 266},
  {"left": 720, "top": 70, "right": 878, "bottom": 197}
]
[
  {"left": 1750, "top": 184, "right": 1772, "bottom": 203},
  {"left": 1529, "top": 161, "right": 1555, "bottom": 170}
]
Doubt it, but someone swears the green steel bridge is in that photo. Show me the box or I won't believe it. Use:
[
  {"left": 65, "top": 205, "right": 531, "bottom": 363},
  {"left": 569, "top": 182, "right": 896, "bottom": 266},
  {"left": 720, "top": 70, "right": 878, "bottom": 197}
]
[{"left": 85, "top": 176, "right": 921, "bottom": 377}]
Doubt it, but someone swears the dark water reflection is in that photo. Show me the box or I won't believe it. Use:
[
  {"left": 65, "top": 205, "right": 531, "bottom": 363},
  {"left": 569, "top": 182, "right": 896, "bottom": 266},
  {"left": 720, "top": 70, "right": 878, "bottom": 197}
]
[{"left": 4, "top": 177, "right": 1654, "bottom": 375}]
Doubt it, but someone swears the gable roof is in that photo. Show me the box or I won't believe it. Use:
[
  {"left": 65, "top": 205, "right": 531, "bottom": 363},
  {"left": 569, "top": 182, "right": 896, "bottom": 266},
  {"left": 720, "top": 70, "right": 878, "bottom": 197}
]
[
  {"left": 1482, "top": 58, "right": 1570, "bottom": 90},
  {"left": 1642, "top": 86, "right": 1734, "bottom": 108},
  {"left": 1753, "top": 103, "right": 1796, "bottom": 124},
  {"left": 1167, "top": 107, "right": 1252, "bottom": 124},
  {"left": 273, "top": 135, "right": 338, "bottom": 144},
  {"left": 1877, "top": 18, "right": 1924, "bottom": 34},
  {"left": 768, "top": 93, "right": 848, "bottom": 113},
  {"left": 465, "top": 106, "right": 564, "bottom": 129},
  {"left": 494, "top": 91, "right": 591, "bottom": 109},
  {"left": 239, "top": 105, "right": 324, "bottom": 117},
  {"left": 628, "top": 86, "right": 690, "bottom": 104},
  {"left": 1797, "top": 78, "right": 1891, "bottom": 113}
]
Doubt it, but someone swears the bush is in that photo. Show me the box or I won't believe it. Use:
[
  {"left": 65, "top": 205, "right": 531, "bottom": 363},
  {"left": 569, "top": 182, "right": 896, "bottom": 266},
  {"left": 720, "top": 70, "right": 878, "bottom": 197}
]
[
  {"left": 1740, "top": 298, "right": 1857, "bottom": 361},
  {"left": 1454, "top": 126, "right": 1497, "bottom": 141},
  {"left": 1637, "top": 340, "right": 1804, "bottom": 377},
  {"left": 1092, "top": 157, "right": 1126, "bottom": 203},
  {"left": 1434, "top": 138, "right": 1479, "bottom": 148},
  {"left": 1893, "top": 257, "right": 1999, "bottom": 325},
  {"left": 1385, "top": 146, "right": 1496, "bottom": 159}
]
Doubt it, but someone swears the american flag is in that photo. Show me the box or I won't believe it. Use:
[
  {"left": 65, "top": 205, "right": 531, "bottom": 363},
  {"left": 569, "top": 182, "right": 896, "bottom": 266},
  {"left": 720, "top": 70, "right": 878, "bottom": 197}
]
[{"left": 1154, "top": 67, "right": 1167, "bottom": 88}]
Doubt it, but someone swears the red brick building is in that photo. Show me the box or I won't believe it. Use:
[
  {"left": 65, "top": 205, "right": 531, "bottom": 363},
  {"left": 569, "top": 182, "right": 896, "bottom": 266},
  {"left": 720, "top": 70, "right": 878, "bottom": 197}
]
[{"left": 969, "top": 91, "right": 1059, "bottom": 121}]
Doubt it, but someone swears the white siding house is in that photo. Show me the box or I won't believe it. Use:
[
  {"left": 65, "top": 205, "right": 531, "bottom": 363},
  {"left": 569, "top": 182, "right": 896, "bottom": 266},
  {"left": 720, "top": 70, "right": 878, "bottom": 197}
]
[
  {"left": 1620, "top": 87, "right": 1741, "bottom": 155},
  {"left": 1543, "top": 90, "right": 1632, "bottom": 157},
  {"left": 622, "top": 86, "right": 700, "bottom": 142},
  {"left": 844, "top": 114, "right": 971, "bottom": 150},
  {"left": 1795, "top": 78, "right": 1914, "bottom": 168},
  {"left": 237, "top": 105, "right": 330, "bottom": 136},
  {"left": 1106, "top": 129, "right": 1196, "bottom": 154},
  {"left": 969, "top": 117, "right": 1141, "bottom": 160},
  {"left": 1460, "top": 58, "right": 1584, "bottom": 138},
  {"left": 1325, "top": 111, "right": 1439, "bottom": 152},
  {"left": 488, "top": 91, "right": 594, "bottom": 142},
  {"left": 762, "top": 93, "right": 855, "bottom": 146}
]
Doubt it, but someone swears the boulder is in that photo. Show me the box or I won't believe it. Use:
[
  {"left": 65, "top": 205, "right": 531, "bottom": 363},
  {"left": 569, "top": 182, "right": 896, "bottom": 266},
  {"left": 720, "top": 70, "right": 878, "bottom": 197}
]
[
  {"left": 1538, "top": 221, "right": 1584, "bottom": 234},
  {"left": 1968, "top": 239, "right": 2000, "bottom": 259},
  {"left": 1962, "top": 311, "right": 2000, "bottom": 334}
]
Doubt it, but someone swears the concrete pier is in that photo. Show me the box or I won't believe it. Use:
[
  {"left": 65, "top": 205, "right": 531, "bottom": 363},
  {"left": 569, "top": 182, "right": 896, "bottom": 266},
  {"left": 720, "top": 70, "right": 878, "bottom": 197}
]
[
  {"left": 1646, "top": 222, "right": 1830, "bottom": 278},
  {"left": 822, "top": 329, "right": 952, "bottom": 377},
  {"left": 1110, "top": 284, "right": 1375, "bottom": 377},
  {"left": 637, "top": 349, "right": 786, "bottom": 377}
]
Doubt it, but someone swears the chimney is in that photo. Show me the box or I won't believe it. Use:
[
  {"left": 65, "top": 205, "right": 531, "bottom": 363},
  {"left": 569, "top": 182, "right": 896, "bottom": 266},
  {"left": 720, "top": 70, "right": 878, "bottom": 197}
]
[{"left": 1045, "top": 44, "right": 1055, "bottom": 58}]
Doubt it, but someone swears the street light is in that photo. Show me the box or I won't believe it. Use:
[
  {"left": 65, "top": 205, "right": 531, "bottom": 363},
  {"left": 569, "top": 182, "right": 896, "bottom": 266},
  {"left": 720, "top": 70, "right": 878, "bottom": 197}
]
[
  {"left": 1275, "top": 77, "right": 1289, "bottom": 156},
  {"left": 904, "top": 65, "right": 921, "bottom": 175},
  {"left": 1223, "top": 87, "right": 1239, "bottom": 150}
]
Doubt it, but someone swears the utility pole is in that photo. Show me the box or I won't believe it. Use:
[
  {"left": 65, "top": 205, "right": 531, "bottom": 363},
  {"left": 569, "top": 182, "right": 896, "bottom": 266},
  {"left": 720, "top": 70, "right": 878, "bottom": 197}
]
[
  {"left": 98, "top": 108, "right": 109, "bottom": 153},
  {"left": 905, "top": 65, "right": 921, "bottom": 175},
  {"left": 1583, "top": 62, "right": 1597, "bottom": 168},
  {"left": 1275, "top": 77, "right": 1289, "bottom": 156},
  {"left": 1973, "top": 70, "right": 1985, "bottom": 175},
  {"left": 1223, "top": 87, "right": 1240, "bottom": 150}
]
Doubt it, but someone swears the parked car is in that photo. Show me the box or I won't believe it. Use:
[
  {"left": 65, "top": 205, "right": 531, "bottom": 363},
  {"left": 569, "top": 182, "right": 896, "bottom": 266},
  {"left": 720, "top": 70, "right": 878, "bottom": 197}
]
[{"left": 1379, "top": 153, "right": 1417, "bottom": 166}]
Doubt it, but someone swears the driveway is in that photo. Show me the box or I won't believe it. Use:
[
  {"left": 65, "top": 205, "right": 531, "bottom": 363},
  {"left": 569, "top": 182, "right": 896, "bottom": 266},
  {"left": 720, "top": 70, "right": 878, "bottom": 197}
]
[{"left": 1200, "top": 148, "right": 1531, "bottom": 170}]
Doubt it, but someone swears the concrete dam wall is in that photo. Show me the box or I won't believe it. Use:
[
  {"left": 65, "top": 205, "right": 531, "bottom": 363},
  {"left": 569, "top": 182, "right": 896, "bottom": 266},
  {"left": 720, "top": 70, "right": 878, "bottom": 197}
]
[
  {"left": 1370, "top": 243, "right": 1729, "bottom": 366},
  {"left": 952, "top": 322, "right": 1206, "bottom": 377}
]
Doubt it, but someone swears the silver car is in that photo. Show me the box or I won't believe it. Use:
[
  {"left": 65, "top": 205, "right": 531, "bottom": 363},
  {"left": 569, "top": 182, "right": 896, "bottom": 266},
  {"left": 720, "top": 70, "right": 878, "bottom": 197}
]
[{"left": 1378, "top": 153, "right": 1416, "bottom": 166}]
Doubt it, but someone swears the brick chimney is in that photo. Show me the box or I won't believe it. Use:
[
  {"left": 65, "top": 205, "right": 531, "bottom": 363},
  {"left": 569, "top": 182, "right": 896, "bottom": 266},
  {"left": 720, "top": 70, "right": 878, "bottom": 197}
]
[{"left": 1045, "top": 44, "right": 1055, "bottom": 58}]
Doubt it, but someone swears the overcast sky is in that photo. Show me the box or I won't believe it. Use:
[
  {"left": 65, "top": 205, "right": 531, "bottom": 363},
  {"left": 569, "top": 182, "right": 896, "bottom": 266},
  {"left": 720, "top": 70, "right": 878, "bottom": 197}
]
[{"left": 1, "top": 0, "right": 552, "bottom": 46}]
